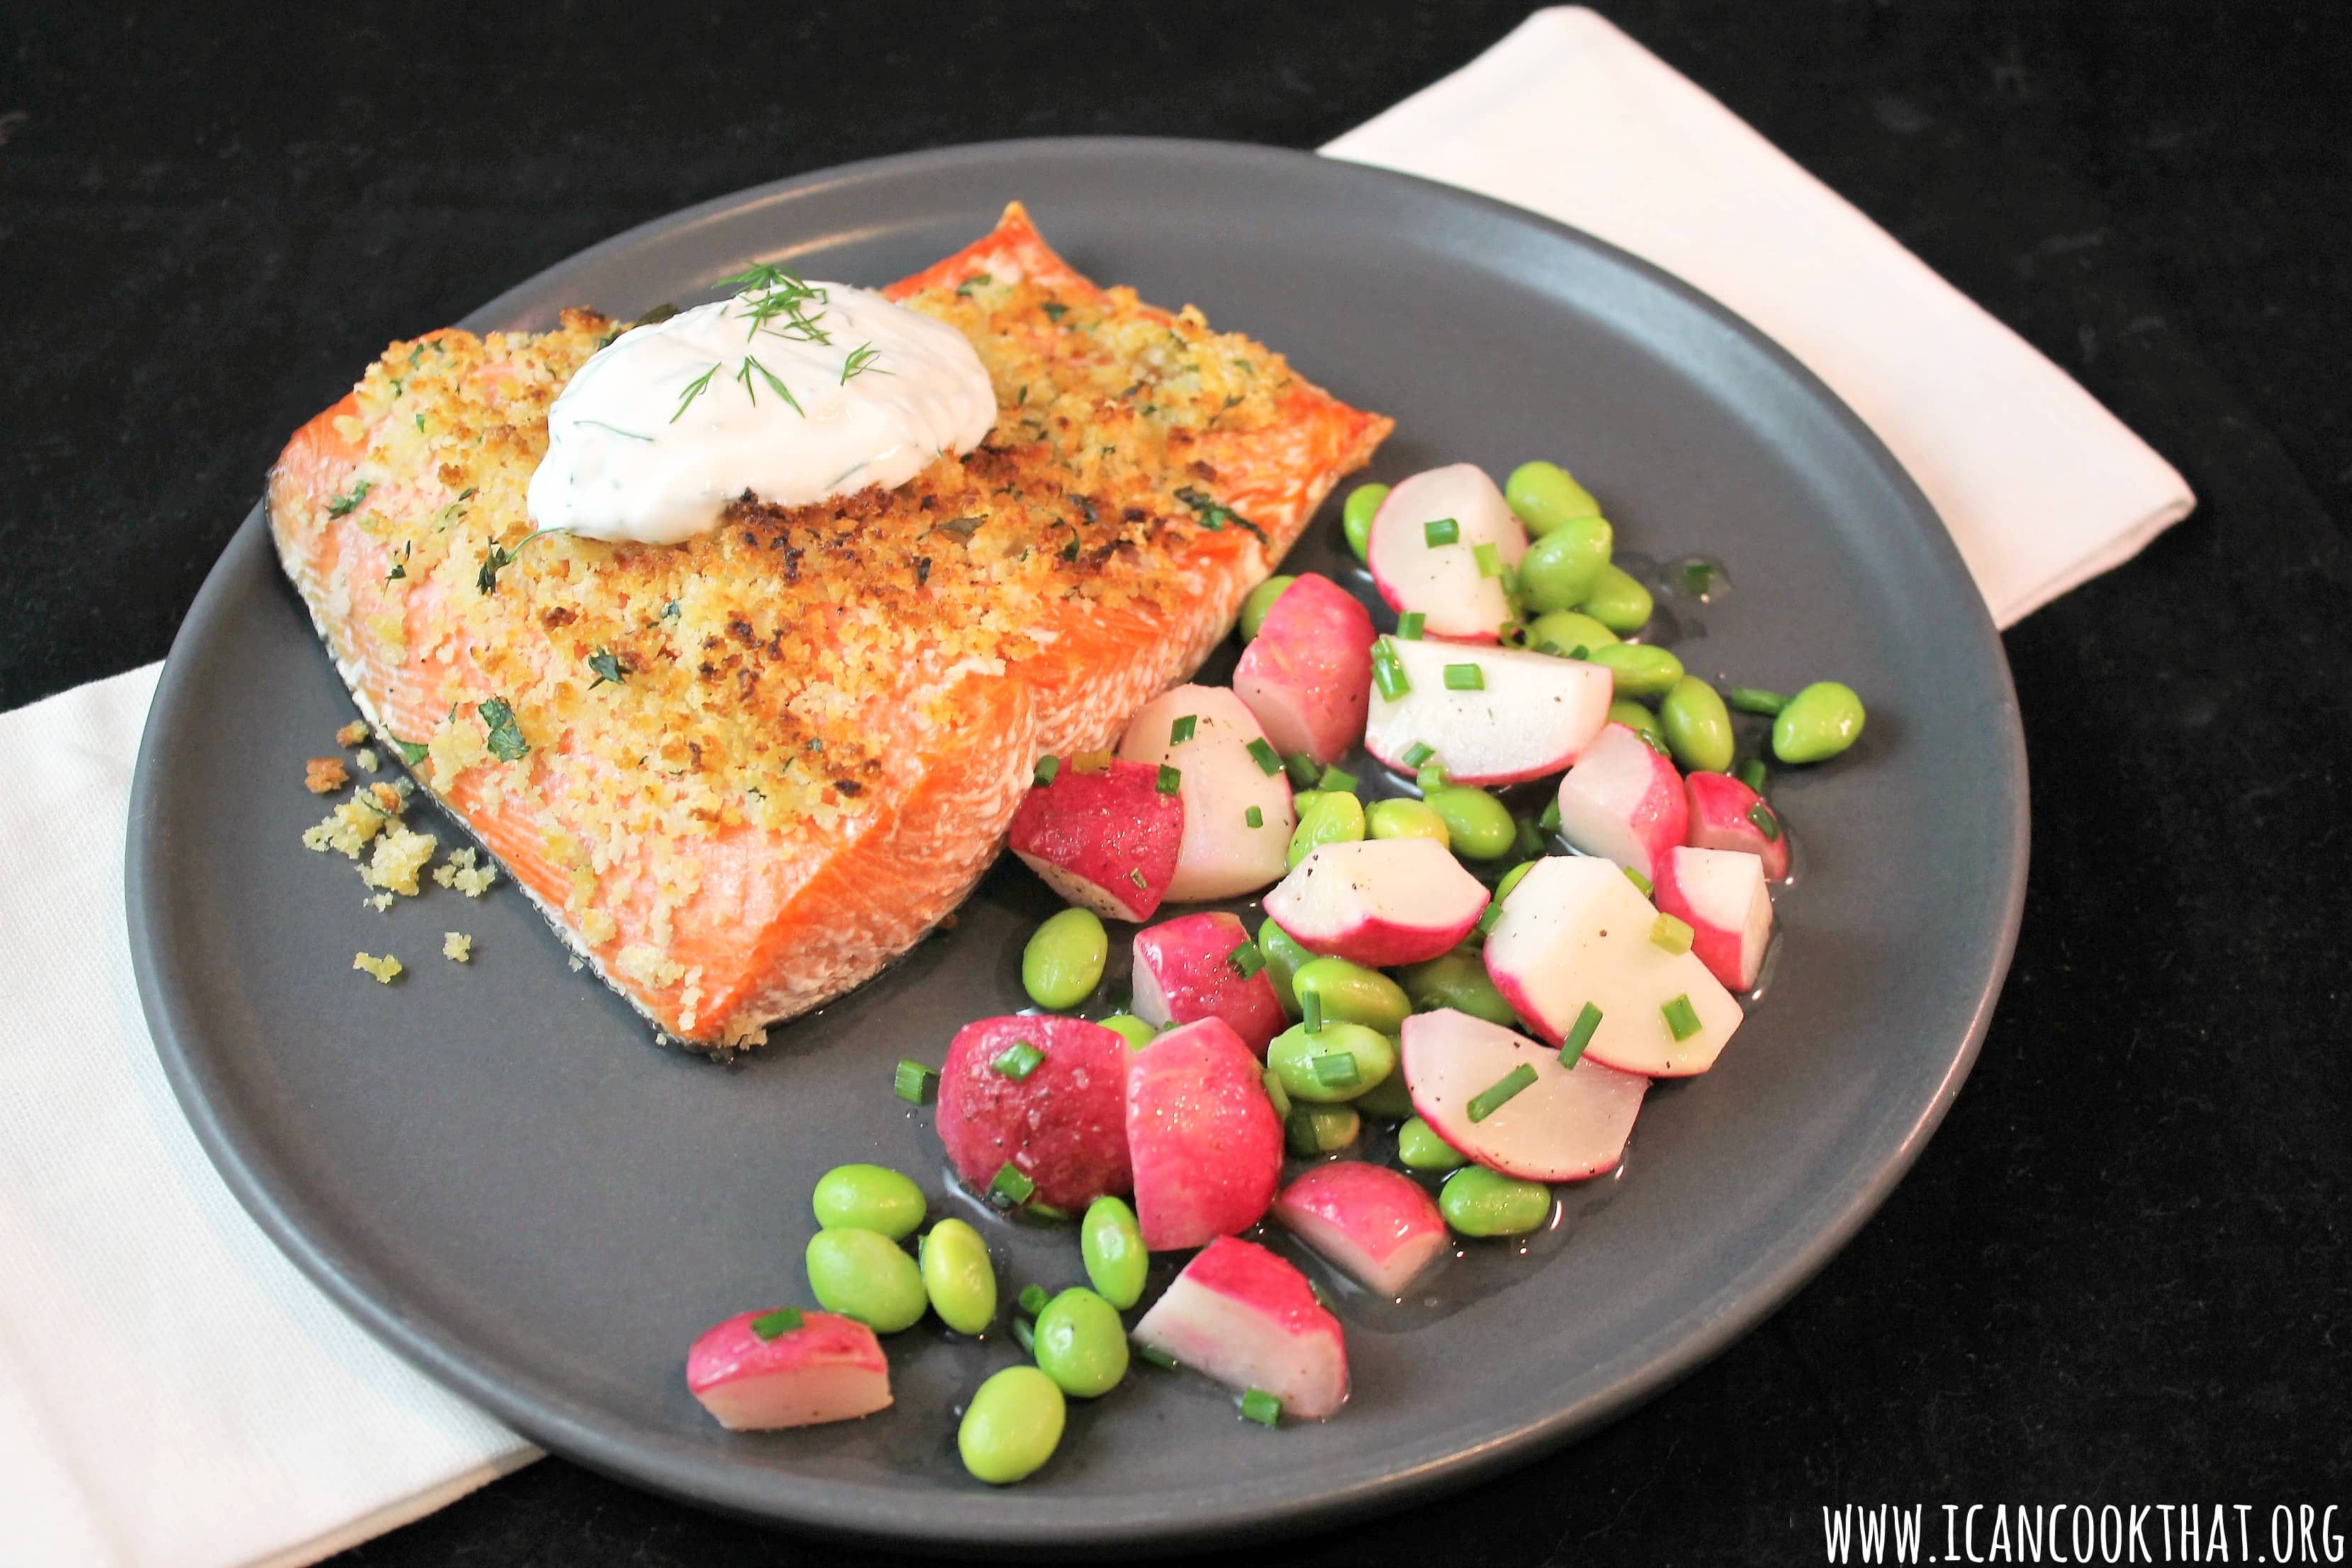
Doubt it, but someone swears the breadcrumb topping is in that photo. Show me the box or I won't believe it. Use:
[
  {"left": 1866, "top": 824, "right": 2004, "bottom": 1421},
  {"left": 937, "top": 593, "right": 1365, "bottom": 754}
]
[
  {"left": 305, "top": 757, "right": 349, "bottom": 794},
  {"left": 444, "top": 932, "right": 473, "bottom": 963},
  {"left": 353, "top": 952, "right": 403, "bottom": 984}
]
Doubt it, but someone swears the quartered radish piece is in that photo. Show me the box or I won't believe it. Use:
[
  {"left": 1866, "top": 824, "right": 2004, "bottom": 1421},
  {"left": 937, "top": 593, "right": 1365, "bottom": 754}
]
[
  {"left": 1272, "top": 1162, "right": 1449, "bottom": 1297},
  {"left": 1363, "top": 638, "right": 1612, "bottom": 785},
  {"left": 1555, "top": 722, "right": 1688, "bottom": 883},
  {"left": 1131, "top": 1236, "right": 1348, "bottom": 1419},
  {"left": 936, "top": 1015, "right": 1133, "bottom": 1209},
  {"left": 1261, "top": 837, "right": 1489, "bottom": 968},
  {"left": 1652, "top": 844, "right": 1774, "bottom": 992},
  {"left": 1118, "top": 685, "right": 1294, "bottom": 901},
  {"left": 687, "top": 1309, "right": 892, "bottom": 1430},
  {"left": 1482, "top": 855, "right": 1742, "bottom": 1076},
  {"left": 1365, "top": 464, "right": 1528, "bottom": 641},
  {"left": 1233, "top": 573, "right": 1375, "bottom": 766},
  {"left": 1685, "top": 770, "right": 1791, "bottom": 880},
  {"left": 1399, "top": 1007, "right": 1648, "bottom": 1182},
  {"left": 1131, "top": 910, "right": 1288, "bottom": 1055},
  {"left": 1009, "top": 758, "right": 1185, "bottom": 922},
  {"left": 1126, "top": 1019, "right": 1284, "bottom": 1250}
]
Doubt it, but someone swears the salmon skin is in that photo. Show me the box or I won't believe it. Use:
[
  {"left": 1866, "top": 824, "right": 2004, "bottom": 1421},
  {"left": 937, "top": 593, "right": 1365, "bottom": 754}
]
[{"left": 268, "top": 203, "right": 1390, "bottom": 1047}]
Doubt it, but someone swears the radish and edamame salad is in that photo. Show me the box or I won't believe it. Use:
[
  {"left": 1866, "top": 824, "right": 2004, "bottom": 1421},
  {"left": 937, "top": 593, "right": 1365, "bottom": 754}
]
[{"left": 685, "top": 459, "right": 1869, "bottom": 1482}]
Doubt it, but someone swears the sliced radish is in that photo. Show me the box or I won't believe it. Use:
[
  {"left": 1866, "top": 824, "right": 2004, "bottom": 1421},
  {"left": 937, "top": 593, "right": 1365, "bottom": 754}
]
[
  {"left": 1685, "top": 770, "right": 1791, "bottom": 880},
  {"left": 1233, "top": 573, "right": 1375, "bottom": 766},
  {"left": 1125, "top": 1019, "right": 1284, "bottom": 1250},
  {"left": 686, "top": 1309, "right": 891, "bottom": 1430},
  {"left": 1399, "top": 1007, "right": 1647, "bottom": 1181},
  {"left": 1261, "top": 838, "right": 1489, "bottom": 968},
  {"left": 1482, "top": 855, "right": 1742, "bottom": 1076},
  {"left": 1131, "top": 910, "right": 1289, "bottom": 1055},
  {"left": 936, "top": 1016, "right": 1133, "bottom": 1209},
  {"left": 1118, "top": 685, "right": 1294, "bottom": 901},
  {"left": 1272, "top": 1162, "right": 1449, "bottom": 1297},
  {"left": 1131, "top": 1236, "right": 1348, "bottom": 1419},
  {"left": 1555, "top": 722, "right": 1688, "bottom": 882},
  {"left": 1009, "top": 758, "right": 1184, "bottom": 922},
  {"left": 1364, "top": 639, "right": 1612, "bottom": 785},
  {"left": 1652, "top": 844, "right": 1774, "bottom": 992},
  {"left": 1366, "top": 464, "right": 1528, "bottom": 641}
]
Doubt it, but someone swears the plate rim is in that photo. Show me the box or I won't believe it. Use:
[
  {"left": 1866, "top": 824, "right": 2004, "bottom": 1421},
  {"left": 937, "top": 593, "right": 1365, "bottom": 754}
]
[{"left": 128, "top": 135, "right": 2029, "bottom": 1550}]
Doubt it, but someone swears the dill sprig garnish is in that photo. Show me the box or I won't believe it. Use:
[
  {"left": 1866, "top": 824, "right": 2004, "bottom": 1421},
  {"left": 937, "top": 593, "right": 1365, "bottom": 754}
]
[
  {"left": 476, "top": 526, "right": 565, "bottom": 595},
  {"left": 671, "top": 363, "right": 721, "bottom": 423},
  {"left": 586, "top": 649, "right": 628, "bottom": 688},
  {"left": 840, "top": 342, "right": 888, "bottom": 383}
]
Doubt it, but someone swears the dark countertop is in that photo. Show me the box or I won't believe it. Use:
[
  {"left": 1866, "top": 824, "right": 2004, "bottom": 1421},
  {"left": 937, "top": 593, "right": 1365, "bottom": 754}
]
[{"left": 4, "top": 3, "right": 2346, "bottom": 1562}]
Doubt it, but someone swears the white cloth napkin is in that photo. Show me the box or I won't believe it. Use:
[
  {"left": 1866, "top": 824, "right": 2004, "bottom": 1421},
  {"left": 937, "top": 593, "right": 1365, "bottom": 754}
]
[
  {"left": 1, "top": 13, "right": 2192, "bottom": 1567},
  {"left": 1323, "top": 6, "right": 2193, "bottom": 626}
]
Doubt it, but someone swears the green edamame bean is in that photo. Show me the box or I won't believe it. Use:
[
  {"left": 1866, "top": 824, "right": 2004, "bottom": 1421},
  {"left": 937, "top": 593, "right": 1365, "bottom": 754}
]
[
  {"left": 1097, "top": 1013, "right": 1157, "bottom": 1051},
  {"left": 919, "top": 1219, "right": 997, "bottom": 1335},
  {"left": 1426, "top": 785, "right": 1515, "bottom": 861},
  {"left": 1394, "top": 949, "right": 1517, "bottom": 1026},
  {"left": 1351, "top": 1070, "right": 1416, "bottom": 1121},
  {"left": 1080, "top": 1197, "right": 1148, "bottom": 1309},
  {"left": 1608, "top": 699, "right": 1666, "bottom": 751},
  {"left": 1398, "top": 1115, "right": 1468, "bottom": 1170},
  {"left": 1342, "top": 482, "right": 1389, "bottom": 563},
  {"left": 812, "top": 1163, "right": 926, "bottom": 1241},
  {"left": 1586, "top": 642, "right": 1684, "bottom": 700},
  {"left": 1268, "top": 1020, "right": 1397, "bottom": 1104},
  {"left": 1021, "top": 907, "right": 1107, "bottom": 1011},
  {"left": 1287, "top": 790, "right": 1365, "bottom": 869},
  {"left": 1032, "top": 1287, "right": 1129, "bottom": 1398},
  {"left": 1364, "top": 795, "right": 1450, "bottom": 849},
  {"left": 1256, "top": 918, "right": 1314, "bottom": 1018},
  {"left": 1291, "top": 956, "right": 1412, "bottom": 1034},
  {"left": 1516, "top": 517, "right": 1615, "bottom": 614},
  {"left": 958, "top": 1365, "right": 1065, "bottom": 1484},
  {"left": 1660, "top": 676, "right": 1736, "bottom": 774},
  {"left": 1440, "top": 1165, "right": 1552, "bottom": 1236},
  {"left": 1771, "top": 681, "right": 1867, "bottom": 763},
  {"left": 805, "top": 1228, "right": 929, "bottom": 1333},
  {"left": 1503, "top": 460, "right": 1603, "bottom": 537},
  {"left": 1577, "top": 561, "right": 1653, "bottom": 634},
  {"left": 1525, "top": 609, "right": 1619, "bottom": 656},
  {"left": 1238, "top": 575, "right": 1296, "bottom": 642},
  {"left": 1287, "top": 1102, "right": 1362, "bottom": 1155}
]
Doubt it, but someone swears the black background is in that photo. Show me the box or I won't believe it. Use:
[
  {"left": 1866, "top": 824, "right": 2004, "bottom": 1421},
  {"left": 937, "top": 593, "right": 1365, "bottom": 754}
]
[{"left": 4, "top": 2, "right": 2348, "bottom": 1563}]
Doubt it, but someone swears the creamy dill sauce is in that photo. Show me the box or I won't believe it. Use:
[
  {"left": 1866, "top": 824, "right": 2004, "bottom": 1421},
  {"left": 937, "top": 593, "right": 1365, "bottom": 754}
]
[{"left": 526, "top": 275, "right": 997, "bottom": 545}]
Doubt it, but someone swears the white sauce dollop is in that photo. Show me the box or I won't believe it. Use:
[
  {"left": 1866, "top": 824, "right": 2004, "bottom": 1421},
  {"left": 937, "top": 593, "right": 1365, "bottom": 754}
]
[{"left": 526, "top": 281, "right": 997, "bottom": 544}]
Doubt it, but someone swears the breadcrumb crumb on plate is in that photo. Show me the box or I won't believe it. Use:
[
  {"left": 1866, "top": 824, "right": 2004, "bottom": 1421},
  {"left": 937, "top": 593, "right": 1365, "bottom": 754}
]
[
  {"left": 444, "top": 933, "right": 474, "bottom": 963},
  {"left": 352, "top": 952, "right": 403, "bottom": 984},
  {"left": 303, "top": 757, "right": 347, "bottom": 793}
]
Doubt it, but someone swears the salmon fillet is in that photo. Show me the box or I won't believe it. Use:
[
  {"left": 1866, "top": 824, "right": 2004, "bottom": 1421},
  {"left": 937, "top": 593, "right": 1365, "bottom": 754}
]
[{"left": 268, "top": 203, "right": 1389, "bottom": 1046}]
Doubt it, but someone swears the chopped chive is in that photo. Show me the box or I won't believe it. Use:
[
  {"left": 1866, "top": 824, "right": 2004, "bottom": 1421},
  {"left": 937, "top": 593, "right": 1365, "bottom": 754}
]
[
  {"left": 1623, "top": 866, "right": 1654, "bottom": 897},
  {"left": 1311, "top": 1051, "right": 1362, "bottom": 1089},
  {"left": 1725, "top": 686, "right": 1790, "bottom": 717},
  {"left": 1747, "top": 801, "right": 1783, "bottom": 841},
  {"left": 1245, "top": 805, "right": 1264, "bottom": 829},
  {"left": 749, "top": 1306, "right": 805, "bottom": 1340},
  {"left": 1129, "top": 867, "right": 1148, "bottom": 888},
  {"left": 1156, "top": 763, "right": 1182, "bottom": 795},
  {"left": 1559, "top": 1002, "right": 1603, "bottom": 1068},
  {"left": 1538, "top": 797, "right": 1562, "bottom": 834},
  {"left": 1240, "top": 1387, "right": 1283, "bottom": 1426},
  {"left": 1246, "top": 737, "right": 1284, "bottom": 775},
  {"left": 1397, "top": 611, "right": 1426, "bottom": 640},
  {"left": 1023, "top": 1199, "right": 1070, "bottom": 1222},
  {"left": 1401, "top": 741, "right": 1435, "bottom": 770},
  {"left": 1317, "top": 764, "right": 1357, "bottom": 795},
  {"left": 1138, "top": 1343, "right": 1179, "bottom": 1370},
  {"left": 1651, "top": 913, "right": 1695, "bottom": 954},
  {"left": 1476, "top": 897, "right": 1508, "bottom": 937},
  {"left": 1682, "top": 559, "right": 1720, "bottom": 596},
  {"left": 1474, "top": 542, "right": 1503, "bottom": 578},
  {"left": 892, "top": 1059, "right": 937, "bottom": 1103},
  {"left": 988, "top": 1162, "right": 1036, "bottom": 1206},
  {"left": 1228, "top": 941, "right": 1267, "bottom": 980},
  {"left": 1567, "top": 644, "right": 1590, "bottom": 661},
  {"left": 1033, "top": 754, "right": 1060, "bottom": 787},
  {"left": 1170, "top": 715, "right": 1198, "bottom": 746},
  {"left": 1284, "top": 751, "right": 1321, "bottom": 789},
  {"left": 1416, "top": 763, "right": 1450, "bottom": 795},
  {"left": 1011, "top": 1316, "right": 1036, "bottom": 1354},
  {"left": 992, "top": 1040, "right": 1045, "bottom": 1080},
  {"left": 1261, "top": 1067, "right": 1292, "bottom": 1119},
  {"left": 1018, "top": 1283, "right": 1048, "bottom": 1317},
  {"left": 1466, "top": 1063, "right": 1538, "bottom": 1123},
  {"left": 1662, "top": 994, "right": 1703, "bottom": 1041},
  {"left": 1302, "top": 990, "right": 1324, "bottom": 1034},
  {"left": 1443, "top": 663, "right": 1485, "bottom": 692},
  {"left": 1422, "top": 517, "right": 1460, "bottom": 547},
  {"left": 1372, "top": 652, "right": 1411, "bottom": 702},
  {"left": 1737, "top": 758, "right": 1769, "bottom": 793}
]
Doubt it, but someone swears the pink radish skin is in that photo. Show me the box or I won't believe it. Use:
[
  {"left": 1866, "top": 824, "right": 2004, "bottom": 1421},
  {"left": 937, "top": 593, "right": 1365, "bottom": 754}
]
[
  {"left": 1118, "top": 685, "right": 1294, "bottom": 901},
  {"left": 687, "top": 1310, "right": 891, "bottom": 1431},
  {"left": 1233, "top": 573, "right": 1376, "bottom": 766},
  {"left": 1261, "top": 839, "right": 1489, "bottom": 968},
  {"left": 1555, "top": 723, "right": 1689, "bottom": 882},
  {"left": 1365, "top": 464, "right": 1528, "bottom": 641},
  {"left": 1684, "top": 771, "right": 1791, "bottom": 880},
  {"left": 1131, "top": 1236, "right": 1349, "bottom": 1419},
  {"left": 1009, "top": 758, "right": 1185, "bottom": 922},
  {"left": 1273, "top": 1162, "right": 1449, "bottom": 1297},
  {"left": 936, "top": 1016, "right": 1133, "bottom": 1209},
  {"left": 1363, "top": 638, "right": 1613, "bottom": 785},
  {"left": 1400, "top": 1007, "right": 1647, "bottom": 1182},
  {"left": 1125, "top": 1019, "right": 1284, "bottom": 1250},
  {"left": 1131, "top": 912, "right": 1289, "bottom": 1055},
  {"left": 1652, "top": 845, "right": 1774, "bottom": 992}
]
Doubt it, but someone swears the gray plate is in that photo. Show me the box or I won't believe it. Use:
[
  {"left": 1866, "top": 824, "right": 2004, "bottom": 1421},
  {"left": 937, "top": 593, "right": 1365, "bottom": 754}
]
[{"left": 128, "top": 138, "right": 2027, "bottom": 1551}]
